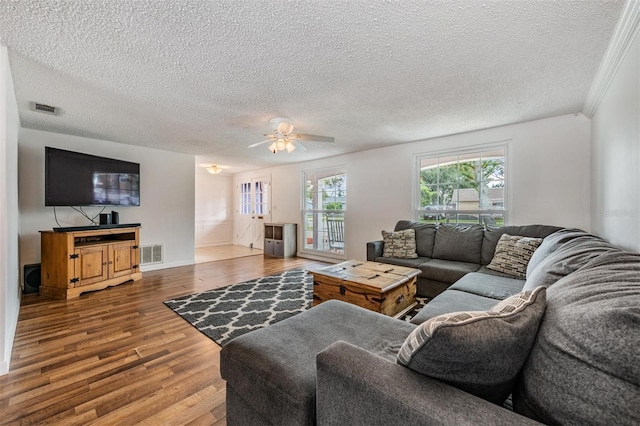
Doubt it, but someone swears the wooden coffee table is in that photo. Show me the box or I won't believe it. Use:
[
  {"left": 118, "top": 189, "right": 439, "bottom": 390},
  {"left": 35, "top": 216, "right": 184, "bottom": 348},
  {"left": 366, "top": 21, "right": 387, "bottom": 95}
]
[{"left": 310, "top": 260, "right": 421, "bottom": 317}]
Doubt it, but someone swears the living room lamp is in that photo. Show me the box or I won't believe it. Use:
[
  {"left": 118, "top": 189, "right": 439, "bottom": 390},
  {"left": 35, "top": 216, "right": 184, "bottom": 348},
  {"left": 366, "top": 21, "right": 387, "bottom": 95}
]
[{"left": 206, "top": 165, "right": 223, "bottom": 174}]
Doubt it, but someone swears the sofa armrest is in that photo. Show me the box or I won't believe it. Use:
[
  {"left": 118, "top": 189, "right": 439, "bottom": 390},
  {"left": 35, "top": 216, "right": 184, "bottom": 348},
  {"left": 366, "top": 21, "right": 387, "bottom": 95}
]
[
  {"left": 316, "top": 341, "right": 541, "bottom": 426},
  {"left": 367, "top": 240, "right": 384, "bottom": 260}
]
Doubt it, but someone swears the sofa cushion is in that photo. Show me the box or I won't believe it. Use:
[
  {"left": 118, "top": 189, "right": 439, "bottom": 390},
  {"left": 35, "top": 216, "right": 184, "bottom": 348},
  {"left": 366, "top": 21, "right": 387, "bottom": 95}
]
[
  {"left": 419, "top": 259, "right": 480, "bottom": 284},
  {"left": 525, "top": 228, "right": 588, "bottom": 277},
  {"left": 487, "top": 234, "right": 543, "bottom": 278},
  {"left": 523, "top": 235, "right": 619, "bottom": 291},
  {"left": 410, "top": 289, "right": 499, "bottom": 324},
  {"left": 382, "top": 229, "right": 418, "bottom": 258},
  {"left": 394, "top": 220, "right": 437, "bottom": 258},
  {"left": 375, "top": 256, "right": 429, "bottom": 269},
  {"left": 514, "top": 251, "right": 640, "bottom": 425},
  {"left": 220, "top": 300, "right": 415, "bottom": 425},
  {"left": 432, "top": 224, "right": 484, "bottom": 264},
  {"left": 398, "top": 287, "right": 546, "bottom": 404},
  {"left": 481, "top": 224, "right": 563, "bottom": 265},
  {"left": 449, "top": 272, "right": 525, "bottom": 300}
]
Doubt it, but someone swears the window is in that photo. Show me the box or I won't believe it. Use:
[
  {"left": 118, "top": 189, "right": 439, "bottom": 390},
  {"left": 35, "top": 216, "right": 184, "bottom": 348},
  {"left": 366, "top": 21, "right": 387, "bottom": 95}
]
[
  {"left": 302, "top": 168, "right": 346, "bottom": 256},
  {"left": 416, "top": 145, "right": 506, "bottom": 225},
  {"left": 240, "top": 182, "right": 251, "bottom": 215}
]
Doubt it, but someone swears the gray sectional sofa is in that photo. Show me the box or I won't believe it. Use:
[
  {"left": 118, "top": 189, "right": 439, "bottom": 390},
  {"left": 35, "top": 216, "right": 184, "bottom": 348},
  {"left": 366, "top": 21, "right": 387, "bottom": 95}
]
[
  {"left": 220, "top": 224, "right": 640, "bottom": 425},
  {"left": 367, "top": 221, "right": 562, "bottom": 297}
]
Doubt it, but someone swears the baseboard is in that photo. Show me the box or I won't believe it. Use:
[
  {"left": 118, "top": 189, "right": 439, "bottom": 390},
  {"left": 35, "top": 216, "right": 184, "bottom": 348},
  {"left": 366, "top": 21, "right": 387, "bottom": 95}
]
[
  {"left": 296, "top": 251, "right": 345, "bottom": 264},
  {"left": 140, "top": 259, "right": 195, "bottom": 272}
]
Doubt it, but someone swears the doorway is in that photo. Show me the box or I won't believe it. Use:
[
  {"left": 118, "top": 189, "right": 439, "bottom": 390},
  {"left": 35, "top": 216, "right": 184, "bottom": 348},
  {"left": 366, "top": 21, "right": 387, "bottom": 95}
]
[{"left": 236, "top": 176, "right": 271, "bottom": 249}]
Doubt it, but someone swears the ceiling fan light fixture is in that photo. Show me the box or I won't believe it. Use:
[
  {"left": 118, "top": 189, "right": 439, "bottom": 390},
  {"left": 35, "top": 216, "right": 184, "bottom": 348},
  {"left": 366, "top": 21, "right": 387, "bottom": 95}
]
[
  {"left": 285, "top": 141, "right": 296, "bottom": 152},
  {"left": 206, "top": 165, "right": 223, "bottom": 174},
  {"left": 276, "top": 121, "right": 294, "bottom": 134},
  {"left": 269, "top": 142, "right": 278, "bottom": 153},
  {"left": 276, "top": 138, "right": 286, "bottom": 151}
]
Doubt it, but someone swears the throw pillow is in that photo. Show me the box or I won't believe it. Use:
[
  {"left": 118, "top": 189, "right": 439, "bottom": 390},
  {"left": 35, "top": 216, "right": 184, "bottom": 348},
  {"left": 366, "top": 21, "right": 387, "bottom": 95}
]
[
  {"left": 397, "top": 286, "right": 546, "bottom": 404},
  {"left": 382, "top": 229, "right": 418, "bottom": 259},
  {"left": 487, "top": 234, "right": 543, "bottom": 278}
]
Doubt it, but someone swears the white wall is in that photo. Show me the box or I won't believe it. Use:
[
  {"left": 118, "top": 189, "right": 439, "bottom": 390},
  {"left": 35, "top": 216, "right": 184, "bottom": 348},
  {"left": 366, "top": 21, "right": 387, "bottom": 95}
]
[
  {"left": 234, "top": 113, "right": 592, "bottom": 262},
  {"left": 19, "top": 129, "right": 196, "bottom": 273},
  {"left": 1, "top": 46, "right": 21, "bottom": 375},
  {"left": 194, "top": 164, "right": 234, "bottom": 247},
  {"left": 591, "top": 29, "right": 640, "bottom": 252}
]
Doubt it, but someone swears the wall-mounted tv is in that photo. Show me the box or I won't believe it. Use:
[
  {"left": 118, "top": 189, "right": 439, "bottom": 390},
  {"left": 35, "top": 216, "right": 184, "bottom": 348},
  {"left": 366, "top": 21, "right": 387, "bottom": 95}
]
[{"left": 45, "top": 147, "right": 140, "bottom": 206}]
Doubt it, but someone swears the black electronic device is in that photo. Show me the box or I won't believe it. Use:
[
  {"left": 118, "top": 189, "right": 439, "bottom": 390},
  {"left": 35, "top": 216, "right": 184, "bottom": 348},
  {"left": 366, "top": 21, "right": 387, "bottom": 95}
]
[
  {"left": 99, "top": 213, "right": 112, "bottom": 225},
  {"left": 23, "top": 264, "right": 41, "bottom": 294},
  {"left": 52, "top": 223, "right": 142, "bottom": 232},
  {"left": 111, "top": 211, "right": 119, "bottom": 224},
  {"left": 45, "top": 147, "right": 140, "bottom": 206}
]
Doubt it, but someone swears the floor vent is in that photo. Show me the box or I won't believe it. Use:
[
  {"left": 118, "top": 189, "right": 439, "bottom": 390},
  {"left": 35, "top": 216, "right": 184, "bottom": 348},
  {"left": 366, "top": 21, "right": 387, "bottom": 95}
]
[{"left": 141, "top": 244, "right": 163, "bottom": 265}]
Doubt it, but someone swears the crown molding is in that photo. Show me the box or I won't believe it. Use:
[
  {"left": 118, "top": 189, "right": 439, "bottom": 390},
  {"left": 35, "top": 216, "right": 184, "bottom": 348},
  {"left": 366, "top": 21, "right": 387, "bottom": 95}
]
[{"left": 583, "top": 0, "right": 640, "bottom": 118}]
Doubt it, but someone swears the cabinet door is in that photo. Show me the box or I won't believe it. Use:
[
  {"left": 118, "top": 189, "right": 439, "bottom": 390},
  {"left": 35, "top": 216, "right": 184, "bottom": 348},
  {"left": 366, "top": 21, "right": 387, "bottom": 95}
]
[
  {"left": 75, "top": 246, "right": 109, "bottom": 286},
  {"left": 110, "top": 242, "right": 135, "bottom": 278}
]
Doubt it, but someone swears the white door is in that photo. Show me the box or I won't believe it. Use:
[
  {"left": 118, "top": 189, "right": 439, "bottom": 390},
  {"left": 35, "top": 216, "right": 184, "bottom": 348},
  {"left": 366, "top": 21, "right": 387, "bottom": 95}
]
[{"left": 236, "top": 177, "right": 271, "bottom": 249}]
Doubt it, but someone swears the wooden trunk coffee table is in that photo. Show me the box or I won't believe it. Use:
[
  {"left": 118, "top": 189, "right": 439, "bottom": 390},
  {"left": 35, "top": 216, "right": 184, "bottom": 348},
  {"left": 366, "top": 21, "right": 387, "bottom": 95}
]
[{"left": 310, "top": 260, "right": 421, "bottom": 317}]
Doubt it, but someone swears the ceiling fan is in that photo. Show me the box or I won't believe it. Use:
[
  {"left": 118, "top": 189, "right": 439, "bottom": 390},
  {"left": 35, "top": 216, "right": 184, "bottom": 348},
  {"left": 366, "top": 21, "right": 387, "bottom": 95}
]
[{"left": 248, "top": 117, "right": 334, "bottom": 153}]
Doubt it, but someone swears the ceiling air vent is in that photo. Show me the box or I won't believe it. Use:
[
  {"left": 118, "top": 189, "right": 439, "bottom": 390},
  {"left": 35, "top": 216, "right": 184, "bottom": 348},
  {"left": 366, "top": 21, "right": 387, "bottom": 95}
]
[{"left": 30, "top": 102, "right": 59, "bottom": 115}]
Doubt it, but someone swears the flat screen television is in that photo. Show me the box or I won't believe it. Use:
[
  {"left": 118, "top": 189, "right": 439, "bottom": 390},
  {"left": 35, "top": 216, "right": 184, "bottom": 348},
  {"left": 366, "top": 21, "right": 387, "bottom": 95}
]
[{"left": 45, "top": 147, "right": 140, "bottom": 206}]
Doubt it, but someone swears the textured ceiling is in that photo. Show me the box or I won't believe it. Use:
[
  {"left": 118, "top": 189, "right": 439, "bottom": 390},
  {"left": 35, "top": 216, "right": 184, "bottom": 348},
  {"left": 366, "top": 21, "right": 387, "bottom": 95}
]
[{"left": 0, "top": 0, "right": 624, "bottom": 173}]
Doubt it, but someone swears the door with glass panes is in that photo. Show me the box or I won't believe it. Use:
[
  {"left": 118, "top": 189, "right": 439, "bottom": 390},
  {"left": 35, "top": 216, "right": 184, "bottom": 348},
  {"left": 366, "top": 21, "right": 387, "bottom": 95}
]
[{"left": 236, "top": 177, "right": 271, "bottom": 249}]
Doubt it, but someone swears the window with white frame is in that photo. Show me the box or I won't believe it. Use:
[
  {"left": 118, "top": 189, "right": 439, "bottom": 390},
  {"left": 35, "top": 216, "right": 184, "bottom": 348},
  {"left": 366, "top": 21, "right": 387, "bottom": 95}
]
[
  {"left": 302, "top": 168, "right": 346, "bottom": 256},
  {"left": 240, "top": 182, "right": 251, "bottom": 215},
  {"left": 416, "top": 145, "right": 506, "bottom": 226}
]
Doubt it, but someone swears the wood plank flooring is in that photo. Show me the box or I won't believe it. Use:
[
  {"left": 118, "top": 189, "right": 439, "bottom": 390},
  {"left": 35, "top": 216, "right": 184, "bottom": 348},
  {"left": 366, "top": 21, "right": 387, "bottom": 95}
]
[
  {"left": 0, "top": 256, "right": 328, "bottom": 425},
  {"left": 194, "top": 245, "right": 262, "bottom": 264}
]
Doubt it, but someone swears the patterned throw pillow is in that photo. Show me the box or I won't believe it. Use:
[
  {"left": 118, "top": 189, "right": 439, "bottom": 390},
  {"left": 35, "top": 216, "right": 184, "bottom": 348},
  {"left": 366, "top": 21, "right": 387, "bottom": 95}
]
[
  {"left": 397, "top": 287, "right": 546, "bottom": 404},
  {"left": 487, "top": 234, "right": 543, "bottom": 278},
  {"left": 382, "top": 229, "right": 418, "bottom": 259}
]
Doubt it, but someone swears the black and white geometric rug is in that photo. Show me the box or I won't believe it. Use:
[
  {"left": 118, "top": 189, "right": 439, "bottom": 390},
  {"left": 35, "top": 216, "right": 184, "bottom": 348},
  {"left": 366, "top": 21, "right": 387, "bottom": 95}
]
[{"left": 164, "top": 269, "right": 313, "bottom": 346}]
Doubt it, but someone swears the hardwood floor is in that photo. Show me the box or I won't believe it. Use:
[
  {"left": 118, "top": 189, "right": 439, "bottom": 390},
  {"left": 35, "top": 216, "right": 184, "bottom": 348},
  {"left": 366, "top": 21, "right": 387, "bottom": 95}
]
[
  {"left": 0, "top": 256, "right": 328, "bottom": 425},
  {"left": 194, "top": 245, "right": 263, "bottom": 264}
]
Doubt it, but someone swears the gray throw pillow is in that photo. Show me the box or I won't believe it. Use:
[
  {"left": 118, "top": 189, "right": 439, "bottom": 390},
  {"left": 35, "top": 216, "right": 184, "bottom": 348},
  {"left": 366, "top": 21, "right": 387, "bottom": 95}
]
[
  {"left": 382, "top": 229, "right": 418, "bottom": 259},
  {"left": 397, "top": 287, "right": 546, "bottom": 404},
  {"left": 487, "top": 234, "right": 543, "bottom": 278}
]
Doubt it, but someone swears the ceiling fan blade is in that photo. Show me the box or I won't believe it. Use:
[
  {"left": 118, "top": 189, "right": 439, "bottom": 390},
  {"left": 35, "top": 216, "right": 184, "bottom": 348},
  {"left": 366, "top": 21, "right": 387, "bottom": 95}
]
[
  {"left": 293, "top": 133, "right": 334, "bottom": 143},
  {"left": 248, "top": 139, "right": 273, "bottom": 148}
]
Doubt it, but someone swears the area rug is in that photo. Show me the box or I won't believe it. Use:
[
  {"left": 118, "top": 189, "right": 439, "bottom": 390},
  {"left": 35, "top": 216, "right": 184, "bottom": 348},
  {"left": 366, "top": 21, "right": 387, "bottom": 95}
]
[
  {"left": 164, "top": 269, "right": 429, "bottom": 346},
  {"left": 164, "top": 269, "right": 313, "bottom": 346}
]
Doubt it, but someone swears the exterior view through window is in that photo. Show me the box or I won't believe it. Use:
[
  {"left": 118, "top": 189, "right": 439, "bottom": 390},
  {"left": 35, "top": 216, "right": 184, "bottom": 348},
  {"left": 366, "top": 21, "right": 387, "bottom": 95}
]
[
  {"left": 417, "top": 146, "right": 506, "bottom": 226},
  {"left": 303, "top": 168, "right": 346, "bottom": 256}
]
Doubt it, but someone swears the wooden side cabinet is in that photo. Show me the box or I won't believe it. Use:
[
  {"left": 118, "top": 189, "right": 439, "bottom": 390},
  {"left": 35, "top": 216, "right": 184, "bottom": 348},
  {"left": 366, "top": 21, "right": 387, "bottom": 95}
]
[
  {"left": 40, "top": 226, "right": 142, "bottom": 299},
  {"left": 264, "top": 223, "right": 296, "bottom": 258}
]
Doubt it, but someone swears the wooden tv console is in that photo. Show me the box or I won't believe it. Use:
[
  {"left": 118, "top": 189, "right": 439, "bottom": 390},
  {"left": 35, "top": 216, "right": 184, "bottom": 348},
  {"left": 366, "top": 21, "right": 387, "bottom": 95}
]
[{"left": 40, "top": 225, "right": 142, "bottom": 299}]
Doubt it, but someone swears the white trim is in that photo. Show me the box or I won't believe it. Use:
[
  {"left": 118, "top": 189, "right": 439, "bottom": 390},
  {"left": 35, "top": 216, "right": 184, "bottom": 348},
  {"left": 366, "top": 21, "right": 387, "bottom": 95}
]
[
  {"left": 300, "top": 166, "right": 347, "bottom": 258},
  {"left": 140, "top": 259, "right": 195, "bottom": 272},
  {"left": 583, "top": 0, "right": 640, "bottom": 118},
  {"left": 412, "top": 141, "right": 510, "bottom": 222}
]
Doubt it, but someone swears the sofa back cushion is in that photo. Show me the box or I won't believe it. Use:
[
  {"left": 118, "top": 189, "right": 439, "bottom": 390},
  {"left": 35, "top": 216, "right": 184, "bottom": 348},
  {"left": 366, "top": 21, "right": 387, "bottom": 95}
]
[
  {"left": 394, "top": 221, "right": 437, "bottom": 258},
  {"left": 525, "top": 228, "right": 588, "bottom": 277},
  {"left": 432, "top": 224, "right": 484, "bottom": 264},
  {"left": 397, "top": 287, "right": 546, "bottom": 404},
  {"left": 481, "top": 225, "right": 563, "bottom": 265},
  {"left": 513, "top": 251, "right": 640, "bottom": 425},
  {"left": 523, "top": 234, "right": 619, "bottom": 290}
]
